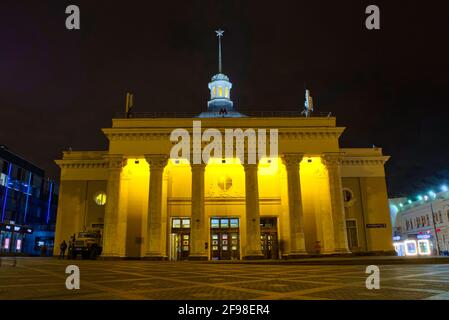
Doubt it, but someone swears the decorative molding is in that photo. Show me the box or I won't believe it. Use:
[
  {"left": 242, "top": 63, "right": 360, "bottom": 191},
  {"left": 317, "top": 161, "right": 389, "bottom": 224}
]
[
  {"left": 341, "top": 156, "right": 390, "bottom": 166},
  {"left": 102, "top": 128, "right": 344, "bottom": 142},
  {"left": 281, "top": 153, "right": 304, "bottom": 168},
  {"left": 144, "top": 154, "right": 169, "bottom": 170},
  {"left": 55, "top": 159, "right": 108, "bottom": 170},
  {"left": 322, "top": 152, "right": 345, "bottom": 168}
]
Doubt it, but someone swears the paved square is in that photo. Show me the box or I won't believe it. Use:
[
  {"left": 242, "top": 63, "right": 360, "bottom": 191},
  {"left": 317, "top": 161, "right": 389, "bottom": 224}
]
[{"left": 0, "top": 258, "right": 448, "bottom": 300}]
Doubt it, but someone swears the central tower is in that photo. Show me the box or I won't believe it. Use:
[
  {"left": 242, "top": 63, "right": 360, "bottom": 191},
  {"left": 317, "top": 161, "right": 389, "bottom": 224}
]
[{"left": 199, "top": 29, "right": 244, "bottom": 118}]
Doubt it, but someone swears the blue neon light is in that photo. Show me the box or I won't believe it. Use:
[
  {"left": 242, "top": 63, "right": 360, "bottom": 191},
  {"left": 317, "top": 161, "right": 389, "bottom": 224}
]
[
  {"left": 1, "top": 163, "right": 12, "bottom": 223},
  {"left": 23, "top": 172, "right": 32, "bottom": 223},
  {"left": 46, "top": 181, "right": 53, "bottom": 224}
]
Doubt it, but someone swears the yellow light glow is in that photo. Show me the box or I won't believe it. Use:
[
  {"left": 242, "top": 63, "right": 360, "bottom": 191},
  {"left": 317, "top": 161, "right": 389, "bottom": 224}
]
[
  {"left": 212, "top": 87, "right": 216, "bottom": 97},
  {"left": 225, "top": 87, "right": 229, "bottom": 98},
  {"left": 218, "top": 87, "right": 223, "bottom": 97},
  {"left": 258, "top": 157, "right": 281, "bottom": 176},
  {"left": 168, "top": 158, "right": 190, "bottom": 166}
]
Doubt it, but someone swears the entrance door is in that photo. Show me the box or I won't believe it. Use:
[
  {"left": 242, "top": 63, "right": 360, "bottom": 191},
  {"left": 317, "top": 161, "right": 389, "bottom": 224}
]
[
  {"left": 210, "top": 218, "right": 240, "bottom": 260},
  {"left": 260, "top": 217, "right": 279, "bottom": 259},
  {"left": 170, "top": 218, "right": 191, "bottom": 260}
]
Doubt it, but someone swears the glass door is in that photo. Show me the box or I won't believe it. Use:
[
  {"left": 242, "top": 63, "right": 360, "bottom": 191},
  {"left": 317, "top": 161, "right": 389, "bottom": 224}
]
[
  {"left": 210, "top": 218, "right": 240, "bottom": 260},
  {"left": 260, "top": 217, "right": 279, "bottom": 259},
  {"left": 171, "top": 218, "right": 191, "bottom": 260}
]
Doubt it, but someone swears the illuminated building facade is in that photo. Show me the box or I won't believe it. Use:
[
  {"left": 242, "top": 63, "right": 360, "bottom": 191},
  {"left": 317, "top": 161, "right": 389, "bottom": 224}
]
[
  {"left": 0, "top": 145, "right": 58, "bottom": 255},
  {"left": 390, "top": 188, "right": 449, "bottom": 256},
  {"left": 53, "top": 32, "right": 394, "bottom": 259}
]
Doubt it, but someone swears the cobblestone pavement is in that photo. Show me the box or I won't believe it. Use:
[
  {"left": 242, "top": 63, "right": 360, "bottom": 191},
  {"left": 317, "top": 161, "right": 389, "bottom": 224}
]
[{"left": 1, "top": 257, "right": 449, "bottom": 300}]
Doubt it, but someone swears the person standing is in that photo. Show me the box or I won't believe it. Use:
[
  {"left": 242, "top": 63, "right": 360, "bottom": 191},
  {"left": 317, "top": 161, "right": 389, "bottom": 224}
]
[{"left": 59, "top": 240, "right": 68, "bottom": 259}]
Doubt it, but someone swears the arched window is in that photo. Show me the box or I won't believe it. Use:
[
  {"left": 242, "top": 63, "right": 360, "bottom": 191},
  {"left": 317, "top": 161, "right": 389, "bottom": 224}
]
[
  {"left": 212, "top": 86, "right": 216, "bottom": 98},
  {"left": 225, "top": 87, "right": 229, "bottom": 98},
  {"left": 218, "top": 87, "right": 223, "bottom": 97}
]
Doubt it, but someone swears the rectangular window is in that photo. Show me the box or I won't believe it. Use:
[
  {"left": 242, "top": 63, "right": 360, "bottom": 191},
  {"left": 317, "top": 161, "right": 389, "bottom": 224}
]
[
  {"left": 1, "top": 161, "right": 8, "bottom": 174},
  {"left": 220, "top": 219, "right": 229, "bottom": 228},
  {"left": 182, "top": 219, "right": 190, "bottom": 228},
  {"left": 172, "top": 219, "right": 181, "bottom": 228},
  {"left": 345, "top": 219, "right": 359, "bottom": 248},
  {"left": 230, "top": 219, "right": 239, "bottom": 228},
  {"left": 211, "top": 219, "right": 220, "bottom": 228}
]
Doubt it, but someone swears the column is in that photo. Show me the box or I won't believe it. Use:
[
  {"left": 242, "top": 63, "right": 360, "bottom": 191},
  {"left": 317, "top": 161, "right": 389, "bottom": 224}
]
[
  {"left": 144, "top": 154, "right": 169, "bottom": 260},
  {"left": 189, "top": 163, "right": 208, "bottom": 260},
  {"left": 102, "top": 155, "right": 128, "bottom": 258},
  {"left": 281, "top": 153, "right": 308, "bottom": 257},
  {"left": 322, "top": 152, "right": 350, "bottom": 253},
  {"left": 243, "top": 163, "right": 264, "bottom": 259}
]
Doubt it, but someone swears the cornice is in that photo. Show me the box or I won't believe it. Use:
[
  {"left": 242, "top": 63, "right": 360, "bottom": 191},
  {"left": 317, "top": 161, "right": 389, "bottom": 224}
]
[
  {"left": 342, "top": 156, "right": 390, "bottom": 166},
  {"left": 55, "top": 159, "right": 108, "bottom": 169},
  {"left": 102, "top": 127, "right": 345, "bottom": 141}
]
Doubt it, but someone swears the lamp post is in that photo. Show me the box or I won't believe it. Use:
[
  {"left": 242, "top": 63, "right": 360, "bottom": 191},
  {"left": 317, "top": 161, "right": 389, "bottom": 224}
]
[{"left": 429, "top": 201, "right": 441, "bottom": 256}]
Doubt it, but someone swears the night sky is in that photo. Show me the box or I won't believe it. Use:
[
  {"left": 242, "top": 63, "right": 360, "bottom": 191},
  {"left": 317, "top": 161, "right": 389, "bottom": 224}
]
[{"left": 0, "top": 0, "right": 448, "bottom": 197}]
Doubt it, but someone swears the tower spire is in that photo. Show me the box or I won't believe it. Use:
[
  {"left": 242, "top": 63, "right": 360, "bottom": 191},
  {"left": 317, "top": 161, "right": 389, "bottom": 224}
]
[{"left": 216, "top": 29, "right": 224, "bottom": 73}]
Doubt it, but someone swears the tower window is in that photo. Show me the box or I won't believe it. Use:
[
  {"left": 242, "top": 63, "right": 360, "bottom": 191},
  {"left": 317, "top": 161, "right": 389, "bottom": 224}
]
[
  {"left": 212, "top": 87, "right": 216, "bottom": 98},
  {"left": 225, "top": 87, "right": 229, "bottom": 98},
  {"left": 218, "top": 87, "right": 223, "bottom": 97}
]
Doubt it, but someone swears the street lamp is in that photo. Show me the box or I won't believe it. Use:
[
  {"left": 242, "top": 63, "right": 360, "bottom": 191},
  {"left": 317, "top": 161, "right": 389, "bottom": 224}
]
[{"left": 429, "top": 201, "right": 441, "bottom": 256}]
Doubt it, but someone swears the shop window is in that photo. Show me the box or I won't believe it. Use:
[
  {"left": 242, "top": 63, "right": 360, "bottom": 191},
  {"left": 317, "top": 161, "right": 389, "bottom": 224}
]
[{"left": 230, "top": 219, "right": 239, "bottom": 228}]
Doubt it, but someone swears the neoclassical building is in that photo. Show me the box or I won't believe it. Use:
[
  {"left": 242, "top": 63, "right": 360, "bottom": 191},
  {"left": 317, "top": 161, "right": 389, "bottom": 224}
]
[{"left": 53, "top": 32, "right": 394, "bottom": 260}]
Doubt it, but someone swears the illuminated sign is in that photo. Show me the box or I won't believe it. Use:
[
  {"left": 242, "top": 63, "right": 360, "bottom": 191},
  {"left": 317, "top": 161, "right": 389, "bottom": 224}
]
[
  {"left": 404, "top": 240, "right": 418, "bottom": 256},
  {"left": 417, "top": 239, "right": 431, "bottom": 255},
  {"left": 392, "top": 236, "right": 401, "bottom": 241},
  {"left": 417, "top": 234, "right": 431, "bottom": 239}
]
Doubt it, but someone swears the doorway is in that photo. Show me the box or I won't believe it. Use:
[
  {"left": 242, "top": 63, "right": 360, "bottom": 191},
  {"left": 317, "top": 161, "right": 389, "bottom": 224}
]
[
  {"left": 260, "top": 217, "right": 279, "bottom": 259},
  {"left": 169, "top": 218, "right": 190, "bottom": 261},
  {"left": 210, "top": 218, "right": 240, "bottom": 260}
]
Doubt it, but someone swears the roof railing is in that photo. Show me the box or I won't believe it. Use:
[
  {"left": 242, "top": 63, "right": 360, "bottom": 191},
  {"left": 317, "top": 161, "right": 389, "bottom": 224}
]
[{"left": 114, "top": 111, "right": 333, "bottom": 119}]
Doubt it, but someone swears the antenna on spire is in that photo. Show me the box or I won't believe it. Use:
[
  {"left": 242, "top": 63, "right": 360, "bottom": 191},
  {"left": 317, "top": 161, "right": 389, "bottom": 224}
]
[
  {"left": 302, "top": 88, "right": 314, "bottom": 117},
  {"left": 125, "top": 92, "right": 134, "bottom": 118},
  {"left": 215, "top": 29, "right": 224, "bottom": 73}
]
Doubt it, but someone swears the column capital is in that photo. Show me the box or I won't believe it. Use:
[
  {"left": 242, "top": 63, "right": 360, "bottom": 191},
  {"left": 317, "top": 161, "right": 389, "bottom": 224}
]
[
  {"left": 144, "top": 154, "right": 169, "bottom": 170},
  {"left": 322, "top": 152, "right": 345, "bottom": 168},
  {"left": 104, "top": 154, "right": 127, "bottom": 170},
  {"left": 242, "top": 162, "right": 259, "bottom": 172},
  {"left": 190, "top": 163, "right": 206, "bottom": 172},
  {"left": 281, "top": 153, "right": 304, "bottom": 168}
]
